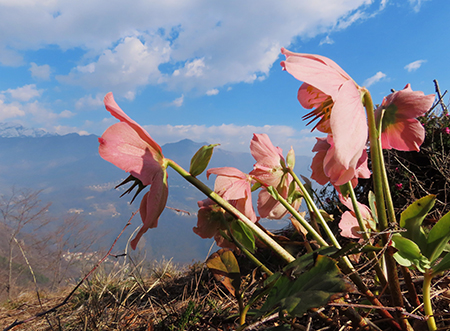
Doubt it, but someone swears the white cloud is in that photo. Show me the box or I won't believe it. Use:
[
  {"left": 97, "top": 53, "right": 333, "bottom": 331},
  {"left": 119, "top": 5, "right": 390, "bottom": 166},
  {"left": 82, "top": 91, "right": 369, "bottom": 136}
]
[
  {"left": 141, "top": 123, "right": 321, "bottom": 156},
  {"left": 404, "top": 59, "right": 426, "bottom": 72},
  {"left": 29, "top": 62, "right": 51, "bottom": 80},
  {"left": 363, "top": 71, "right": 386, "bottom": 87},
  {"left": 0, "top": 100, "right": 25, "bottom": 121},
  {"left": 408, "top": 0, "right": 430, "bottom": 12},
  {"left": 75, "top": 93, "right": 104, "bottom": 110},
  {"left": 319, "top": 36, "right": 334, "bottom": 45},
  {"left": 171, "top": 94, "right": 184, "bottom": 107},
  {"left": 0, "top": 0, "right": 389, "bottom": 97},
  {"left": 3, "top": 84, "right": 42, "bottom": 101},
  {"left": 206, "top": 89, "right": 219, "bottom": 96}
]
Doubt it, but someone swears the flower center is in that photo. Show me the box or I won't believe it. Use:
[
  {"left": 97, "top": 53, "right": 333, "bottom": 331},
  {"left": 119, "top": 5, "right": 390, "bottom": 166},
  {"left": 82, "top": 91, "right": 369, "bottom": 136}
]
[{"left": 302, "top": 96, "right": 334, "bottom": 133}]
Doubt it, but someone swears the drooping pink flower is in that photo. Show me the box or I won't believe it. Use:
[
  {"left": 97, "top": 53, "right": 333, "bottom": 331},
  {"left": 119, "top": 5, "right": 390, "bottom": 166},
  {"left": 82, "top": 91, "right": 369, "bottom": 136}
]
[
  {"left": 445, "top": 127, "right": 450, "bottom": 135},
  {"left": 249, "top": 133, "right": 300, "bottom": 219},
  {"left": 339, "top": 196, "right": 375, "bottom": 239},
  {"left": 395, "top": 183, "right": 403, "bottom": 190},
  {"left": 193, "top": 198, "right": 235, "bottom": 249},
  {"left": 281, "top": 48, "right": 368, "bottom": 178},
  {"left": 98, "top": 92, "right": 168, "bottom": 250},
  {"left": 207, "top": 167, "right": 257, "bottom": 223},
  {"left": 311, "top": 135, "right": 371, "bottom": 187},
  {"left": 375, "top": 84, "right": 435, "bottom": 151}
]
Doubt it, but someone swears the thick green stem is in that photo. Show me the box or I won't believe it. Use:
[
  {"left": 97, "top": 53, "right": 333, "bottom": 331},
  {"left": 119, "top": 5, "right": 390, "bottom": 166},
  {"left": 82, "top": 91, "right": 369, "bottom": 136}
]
[
  {"left": 365, "top": 90, "right": 411, "bottom": 331},
  {"left": 364, "top": 89, "right": 389, "bottom": 233},
  {"left": 166, "top": 159, "right": 296, "bottom": 263},
  {"left": 423, "top": 270, "right": 437, "bottom": 331}
]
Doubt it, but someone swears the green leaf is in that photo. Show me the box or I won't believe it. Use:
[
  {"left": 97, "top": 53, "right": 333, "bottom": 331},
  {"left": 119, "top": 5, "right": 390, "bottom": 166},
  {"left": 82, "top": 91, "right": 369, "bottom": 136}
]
[
  {"left": 230, "top": 220, "right": 256, "bottom": 253},
  {"left": 399, "top": 195, "right": 435, "bottom": 251},
  {"left": 426, "top": 210, "right": 450, "bottom": 263},
  {"left": 431, "top": 252, "right": 450, "bottom": 275},
  {"left": 206, "top": 249, "right": 240, "bottom": 297},
  {"left": 391, "top": 234, "right": 430, "bottom": 273},
  {"left": 189, "top": 144, "right": 219, "bottom": 177},
  {"left": 258, "top": 255, "right": 347, "bottom": 317},
  {"left": 283, "top": 246, "right": 338, "bottom": 276}
]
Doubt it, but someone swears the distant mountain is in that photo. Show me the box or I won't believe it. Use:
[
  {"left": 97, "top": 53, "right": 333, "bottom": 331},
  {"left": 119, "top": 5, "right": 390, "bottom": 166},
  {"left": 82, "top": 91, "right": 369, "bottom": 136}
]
[
  {"left": 0, "top": 126, "right": 312, "bottom": 263},
  {"left": 0, "top": 122, "right": 55, "bottom": 138}
]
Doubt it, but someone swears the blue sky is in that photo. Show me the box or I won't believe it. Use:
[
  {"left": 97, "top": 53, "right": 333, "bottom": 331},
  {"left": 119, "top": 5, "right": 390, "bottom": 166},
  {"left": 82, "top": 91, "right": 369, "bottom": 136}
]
[{"left": 0, "top": 0, "right": 446, "bottom": 156}]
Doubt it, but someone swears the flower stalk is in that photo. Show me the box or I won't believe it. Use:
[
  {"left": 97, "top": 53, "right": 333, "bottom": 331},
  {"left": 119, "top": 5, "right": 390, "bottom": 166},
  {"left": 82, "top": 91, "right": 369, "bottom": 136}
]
[{"left": 167, "top": 159, "right": 296, "bottom": 263}]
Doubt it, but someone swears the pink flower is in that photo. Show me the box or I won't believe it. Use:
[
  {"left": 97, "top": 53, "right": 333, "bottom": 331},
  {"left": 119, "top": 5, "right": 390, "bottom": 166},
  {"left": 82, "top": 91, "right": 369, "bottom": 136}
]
[
  {"left": 444, "top": 127, "right": 450, "bottom": 135},
  {"left": 249, "top": 133, "right": 300, "bottom": 219},
  {"left": 311, "top": 135, "right": 371, "bottom": 187},
  {"left": 339, "top": 196, "right": 375, "bottom": 239},
  {"left": 193, "top": 198, "right": 235, "bottom": 249},
  {"left": 395, "top": 183, "right": 403, "bottom": 190},
  {"left": 98, "top": 92, "right": 168, "bottom": 250},
  {"left": 375, "top": 84, "right": 435, "bottom": 152},
  {"left": 207, "top": 167, "right": 257, "bottom": 223},
  {"left": 281, "top": 48, "right": 368, "bottom": 178}
]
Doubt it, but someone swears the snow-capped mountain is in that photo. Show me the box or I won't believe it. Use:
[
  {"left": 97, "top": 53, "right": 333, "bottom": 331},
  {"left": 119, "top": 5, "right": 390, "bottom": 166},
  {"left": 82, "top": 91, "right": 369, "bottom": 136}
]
[{"left": 0, "top": 122, "right": 55, "bottom": 138}]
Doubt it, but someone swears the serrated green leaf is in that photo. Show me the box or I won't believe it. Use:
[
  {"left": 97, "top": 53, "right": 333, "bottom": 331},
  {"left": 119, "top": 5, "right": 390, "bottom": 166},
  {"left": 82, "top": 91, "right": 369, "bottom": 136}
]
[
  {"left": 258, "top": 255, "right": 347, "bottom": 318},
  {"left": 189, "top": 143, "right": 219, "bottom": 177},
  {"left": 426, "top": 210, "right": 450, "bottom": 263},
  {"left": 391, "top": 234, "right": 430, "bottom": 273},
  {"left": 206, "top": 249, "right": 240, "bottom": 297},
  {"left": 231, "top": 220, "right": 256, "bottom": 253},
  {"left": 400, "top": 195, "right": 435, "bottom": 252}
]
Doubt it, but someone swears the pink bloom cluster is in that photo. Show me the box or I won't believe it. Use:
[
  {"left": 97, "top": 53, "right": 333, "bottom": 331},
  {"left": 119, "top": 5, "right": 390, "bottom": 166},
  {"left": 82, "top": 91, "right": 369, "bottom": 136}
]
[{"left": 193, "top": 134, "right": 301, "bottom": 247}]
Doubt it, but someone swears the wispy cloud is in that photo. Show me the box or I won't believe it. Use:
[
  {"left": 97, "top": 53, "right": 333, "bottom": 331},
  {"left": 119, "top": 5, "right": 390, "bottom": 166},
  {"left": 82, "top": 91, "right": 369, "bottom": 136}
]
[
  {"left": 29, "top": 62, "right": 51, "bottom": 80},
  {"left": 171, "top": 94, "right": 184, "bottom": 107},
  {"left": 363, "top": 71, "right": 386, "bottom": 87},
  {"left": 141, "top": 123, "right": 322, "bottom": 156},
  {"left": 404, "top": 59, "right": 426, "bottom": 72},
  {"left": 0, "top": 0, "right": 388, "bottom": 98},
  {"left": 206, "top": 89, "right": 219, "bottom": 96},
  {"left": 319, "top": 36, "right": 334, "bottom": 45},
  {"left": 409, "top": 0, "right": 430, "bottom": 12}
]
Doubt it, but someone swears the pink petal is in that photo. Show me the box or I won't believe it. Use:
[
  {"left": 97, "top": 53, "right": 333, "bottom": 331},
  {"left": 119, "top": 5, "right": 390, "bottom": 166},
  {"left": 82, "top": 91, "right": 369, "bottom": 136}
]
[
  {"left": 207, "top": 167, "right": 250, "bottom": 200},
  {"left": 297, "top": 83, "right": 330, "bottom": 109},
  {"left": 104, "top": 92, "right": 162, "bottom": 156},
  {"left": 98, "top": 122, "right": 163, "bottom": 185},
  {"left": 281, "top": 48, "right": 351, "bottom": 99},
  {"left": 339, "top": 211, "right": 362, "bottom": 239},
  {"left": 384, "top": 84, "right": 435, "bottom": 119},
  {"left": 250, "top": 133, "right": 283, "bottom": 166},
  {"left": 381, "top": 119, "right": 425, "bottom": 152},
  {"left": 329, "top": 80, "right": 367, "bottom": 170},
  {"left": 193, "top": 207, "right": 221, "bottom": 239},
  {"left": 130, "top": 169, "right": 168, "bottom": 250}
]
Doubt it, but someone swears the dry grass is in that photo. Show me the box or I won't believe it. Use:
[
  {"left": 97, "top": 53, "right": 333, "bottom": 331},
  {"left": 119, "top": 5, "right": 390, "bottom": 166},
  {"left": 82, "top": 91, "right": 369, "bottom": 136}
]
[{"left": 0, "top": 257, "right": 241, "bottom": 331}]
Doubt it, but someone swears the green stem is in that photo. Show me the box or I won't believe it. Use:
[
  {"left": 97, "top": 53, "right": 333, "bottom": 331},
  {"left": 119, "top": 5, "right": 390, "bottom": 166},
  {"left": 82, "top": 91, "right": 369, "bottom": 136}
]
[
  {"left": 423, "top": 270, "right": 437, "bottom": 331},
  {"left": 166, "top": 159, "right": 296, "bottom": 263},
  {"left": 365, "top": 90, "right": 411, "bottom": 330},
  {"left": 222, "top": 229, "right": 273, "bottom": 276},
  {"left": 271, "top": 189, "right": 328, "bottom": 247},
  {"left": 363, "top": 89, "right": 388, "bottom": 233},
  {"left": 288, "top": 168, "right": 341, "bottom": 248},
  {"left": 346, "top": 182, "right": 387, "bottom": 287}
]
